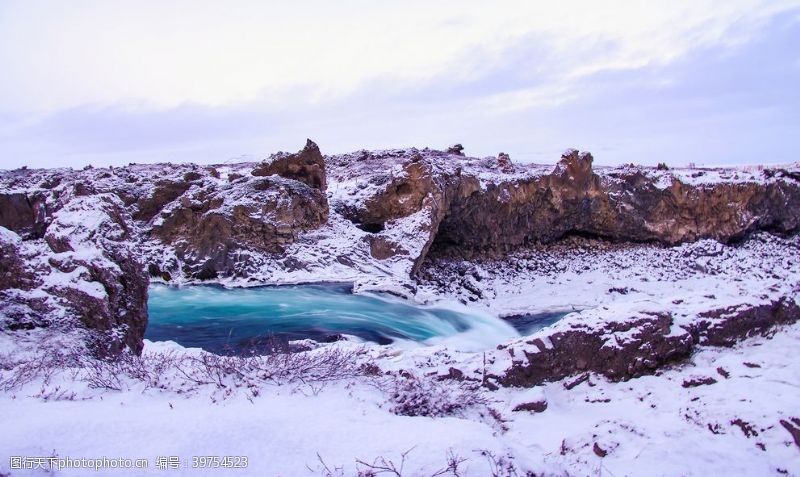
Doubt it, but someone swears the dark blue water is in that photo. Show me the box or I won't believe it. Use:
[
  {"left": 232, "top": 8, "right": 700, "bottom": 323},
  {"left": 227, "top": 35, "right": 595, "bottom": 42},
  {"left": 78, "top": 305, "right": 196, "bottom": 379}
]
[
  {"left": 146, "top": 284, "right": 522, "bottom": 354},
  {"left": 502, "top": 311, "right": 570, "bottom": 335}
]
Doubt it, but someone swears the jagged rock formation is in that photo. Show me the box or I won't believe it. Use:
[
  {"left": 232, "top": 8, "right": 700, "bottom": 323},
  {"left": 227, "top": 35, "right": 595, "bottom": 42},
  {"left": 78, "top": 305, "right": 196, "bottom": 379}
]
[
  {"left": 44, "top": 192, "right": 149, "bottom": 355},
  {"left": 252, "top": 139, "right": 327, "bottom": 190},
  {"left": 0, "top": 189, "right": 148, "bottom": 355},
  {"left": 0, "top": 191, "right": 48, "bottom": 239},
  {"left": 330, "top": 147, "right": 800, "bottom": 269},
  {"left": 433, "top": 149, "right": 800, "bottom": 256},
  {"left": 497, "top": 298, "right": 800, "bottom": 387},
  {"left": 150, "top": 175, "right": 328, "bottom": 279}
]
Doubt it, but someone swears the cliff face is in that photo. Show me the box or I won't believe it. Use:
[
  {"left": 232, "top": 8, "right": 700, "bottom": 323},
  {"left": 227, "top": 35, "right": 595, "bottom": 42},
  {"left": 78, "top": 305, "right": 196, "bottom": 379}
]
[
  {"left": 329, "top": 147, "right": 800, "bottom": 267},
  {"left": 1, "top": 141, "right": 798, "bottom": 355},
  {"left": 0, "top": 188, "right": 148, "bottom": 356},
  {"left": 434, "top": 150, "right": 800, "bottom": 255}
]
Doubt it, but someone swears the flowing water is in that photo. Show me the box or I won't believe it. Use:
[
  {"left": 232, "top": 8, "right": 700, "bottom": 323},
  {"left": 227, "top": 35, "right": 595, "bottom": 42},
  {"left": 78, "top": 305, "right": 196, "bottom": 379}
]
[{"left": 146, "top": 284, "right": 534, "bottom": 354}]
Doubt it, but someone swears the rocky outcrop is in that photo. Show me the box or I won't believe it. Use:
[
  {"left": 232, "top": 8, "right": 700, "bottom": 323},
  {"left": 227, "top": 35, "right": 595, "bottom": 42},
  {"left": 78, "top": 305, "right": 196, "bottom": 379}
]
[
  {"left": 252, "top": 139, "right": 327, "bottom": 190},
  {"left": 331, "top": 148, "right": 800, "bottom": 274},
  {"left": 150, "top": 175, "right": 328, "bottom": 279},
  {"left": 331, "top": 152, "right": 475, "bottom": 273},
  {"left": 330, "top": 148, "right": 800, "bottom": 271},
  {"left": 497, "top": 298, "right": 800, "bottom": 388},
  {"left": 0, "top": 227, "right": 54, "bottom": 332},
  {"left": 43, "top": 193, "right": 149, "bottom": 355},
  {"left": 0, "top": 190, "right": 149, "bottom": 356},
  {"left": 432, "top": 150, "right": 800, "bottom": 257}
]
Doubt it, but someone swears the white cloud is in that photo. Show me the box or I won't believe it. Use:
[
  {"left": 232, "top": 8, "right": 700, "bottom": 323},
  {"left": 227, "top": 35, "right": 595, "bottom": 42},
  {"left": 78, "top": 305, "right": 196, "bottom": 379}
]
[{"left": 0, "top": 0, "right": 797, "bottom": 115}]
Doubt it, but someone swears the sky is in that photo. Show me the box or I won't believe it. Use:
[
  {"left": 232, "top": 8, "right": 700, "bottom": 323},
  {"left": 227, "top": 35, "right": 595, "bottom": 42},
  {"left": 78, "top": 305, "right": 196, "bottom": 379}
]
[{"left": 0, "top": 0, "right": 799, "bottom": 169}]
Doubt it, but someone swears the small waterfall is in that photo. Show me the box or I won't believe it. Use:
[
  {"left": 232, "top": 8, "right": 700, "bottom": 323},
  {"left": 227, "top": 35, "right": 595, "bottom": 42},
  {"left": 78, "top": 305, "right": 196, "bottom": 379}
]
[{"left": 145, "top": 283, "right": 527, "bottom": 354}]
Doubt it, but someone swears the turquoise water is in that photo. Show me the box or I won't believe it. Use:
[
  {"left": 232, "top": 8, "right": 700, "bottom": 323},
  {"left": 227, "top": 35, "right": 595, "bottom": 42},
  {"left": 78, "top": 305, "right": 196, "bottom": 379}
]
[{"left": 146, "top": 284, "right": 523, "bottom": 354}]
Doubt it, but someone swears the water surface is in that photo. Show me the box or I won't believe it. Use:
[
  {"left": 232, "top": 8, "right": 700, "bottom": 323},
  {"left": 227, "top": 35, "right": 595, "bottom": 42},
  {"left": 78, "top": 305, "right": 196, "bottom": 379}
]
[{"left": 146, "top": 284, "right": 523, "bottom": 354}]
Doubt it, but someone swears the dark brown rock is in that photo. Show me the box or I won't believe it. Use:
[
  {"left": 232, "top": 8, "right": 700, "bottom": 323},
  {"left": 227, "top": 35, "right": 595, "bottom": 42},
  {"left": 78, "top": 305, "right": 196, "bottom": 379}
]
[
  {"left": 133, "top": 179, "right": 192, "bottom": 221},
  {"left": 497, "top": 152, "right": 513, "bottom": 173},
  {"left": 447, "top": 144, "right": 465, "bottom": 155},
  {"left": 780, "top": 418, "right": 800, "bottom": 449},
  {"left": 431, "top": 150, "right": 800, "bottom": 257},
  {"left": 682, "top": 377, "right": 717, "bottom": 388},
  {"left": 697, "top": 299, "right": 800, "bottom": 346},
  {"left": 593, "top": 442, "right": 607, "bottom": 458},
  {"left": 499, "top": 312, "right": 693, "bottom": 387},
  {"left": 0, "top": 227, "right": 54, "bottom": 331},
  {"left": 44, "top": 194, "right": 149, "bottom": 355},
  {"left": 367, "top": 235, "right": 406, "bottom": 260},
  {"left": 512, "top": 400, "right": 548, "bottom": 413},
  {"left": 151, "top": 176, "right": 328, "bottom": 278},
  {"left": 252, "top": 139, "right": 327, "bottom": 190},
  {"left": 0, "top": 191, "right": 49, "bottom": 239},
  {"left": 498, "top": 299, "right": 800, "bottom": 388},
  {"left": 730, "top": 418, "right": 758, "bottom": 438},
  {"left": 0, "top": 227, "right": 32, "bottom": 291}
]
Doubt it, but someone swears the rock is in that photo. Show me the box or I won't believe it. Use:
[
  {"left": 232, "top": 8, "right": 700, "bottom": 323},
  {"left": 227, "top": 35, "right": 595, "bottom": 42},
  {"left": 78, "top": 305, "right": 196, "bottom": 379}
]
[
  {"left": 593, "top": 442, "right": 607, "bottom": 458},
  {"left": 133, "top": 179, "right": 192, "bottom": 221},
  {"left": 367, "top": 235, "right": 406, "bottom": 260},
  {"left": 333, "top": 157, "right": 465, "bottom": 272},
  {"left": 697, "top": 300, "right": 800, "bottom": 346},
  {"left": 0, "top": 227, "right": 53, "bottom": 331},
  {"left": 252, "top": 139, "right": 327, "bottom": 190},
  {"left": 44, "top": 194, "right": 149, "bottom": 356},
  {"left": 499, "top": 312, "right": 693, "bottom": 387},
  {"left": 730, "top": 418, "right": 758, "bottom": 438},
  {"left": 0, "top": 191, "right": 49, "bottom": 239},
  {"left": 498, "top": 299, "right": 800, "bottom": 387},
  {"left": 430, "top": 149, "right": 800, "bottom": 257},
  {"left": 682, "top": 377, "right": 717, "bottom": 388},
  {"left": 563, "top": 373, "right": 590, "bottom": 390},
  {"left": 152, "top": 175, "right": 328, "bottom": 278},
  {"left": 780, "top": 418, "right": 800, "bottom": 449},
  {"left": 497, "top": 152, "right": 513, "bottom": 173},
  {"left": 447, "top": 144, "right": 465, "bottom": 155},
  {"left": 512, "top": 400, "right": 548, "bottom": 413},
  {"left": 0, "top": 227, "right": 31, "bottom": 291}
]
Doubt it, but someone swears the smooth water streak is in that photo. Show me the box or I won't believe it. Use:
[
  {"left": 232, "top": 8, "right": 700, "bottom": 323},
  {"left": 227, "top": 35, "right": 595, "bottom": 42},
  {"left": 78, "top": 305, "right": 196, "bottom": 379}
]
[{"left": 146, "top": 284, "right": 530, "bottom": 354}]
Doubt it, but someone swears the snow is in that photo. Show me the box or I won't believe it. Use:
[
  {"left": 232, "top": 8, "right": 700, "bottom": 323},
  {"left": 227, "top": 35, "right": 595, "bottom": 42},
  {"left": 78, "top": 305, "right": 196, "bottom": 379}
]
[{"left": 2, "top": 320, "right": 799, "bottom": 476}]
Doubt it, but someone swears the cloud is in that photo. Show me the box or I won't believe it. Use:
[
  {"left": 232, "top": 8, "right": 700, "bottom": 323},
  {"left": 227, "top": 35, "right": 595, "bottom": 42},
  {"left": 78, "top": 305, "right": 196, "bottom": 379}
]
[
  {"left": 1, "top": 0, "right": 796, "bottom": 112},
  {"left": 0, "top": 1, "right": 798, "bottom": 168}
]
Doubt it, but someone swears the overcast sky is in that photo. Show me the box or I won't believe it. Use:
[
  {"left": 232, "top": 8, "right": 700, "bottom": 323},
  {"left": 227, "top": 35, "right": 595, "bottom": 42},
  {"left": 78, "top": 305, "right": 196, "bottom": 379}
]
[{"left": 1, "top": 0, "right": 799, "bottom": 169}]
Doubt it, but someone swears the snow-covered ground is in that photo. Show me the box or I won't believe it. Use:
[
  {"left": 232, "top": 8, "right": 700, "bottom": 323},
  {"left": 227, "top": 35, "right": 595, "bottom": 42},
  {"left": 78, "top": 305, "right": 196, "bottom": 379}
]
[{"left": 1, "top": 324, "right": 798, "bottom": 476}]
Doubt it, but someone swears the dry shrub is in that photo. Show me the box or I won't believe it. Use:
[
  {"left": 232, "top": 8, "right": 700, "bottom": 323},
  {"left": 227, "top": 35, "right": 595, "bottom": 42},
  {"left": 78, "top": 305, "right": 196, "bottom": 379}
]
[
  {"left": 0, "top": 341, "right": 369, "bottom": 396},
  {"left": 378, "top": 370, "right": 488, "bottom": 417}
]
